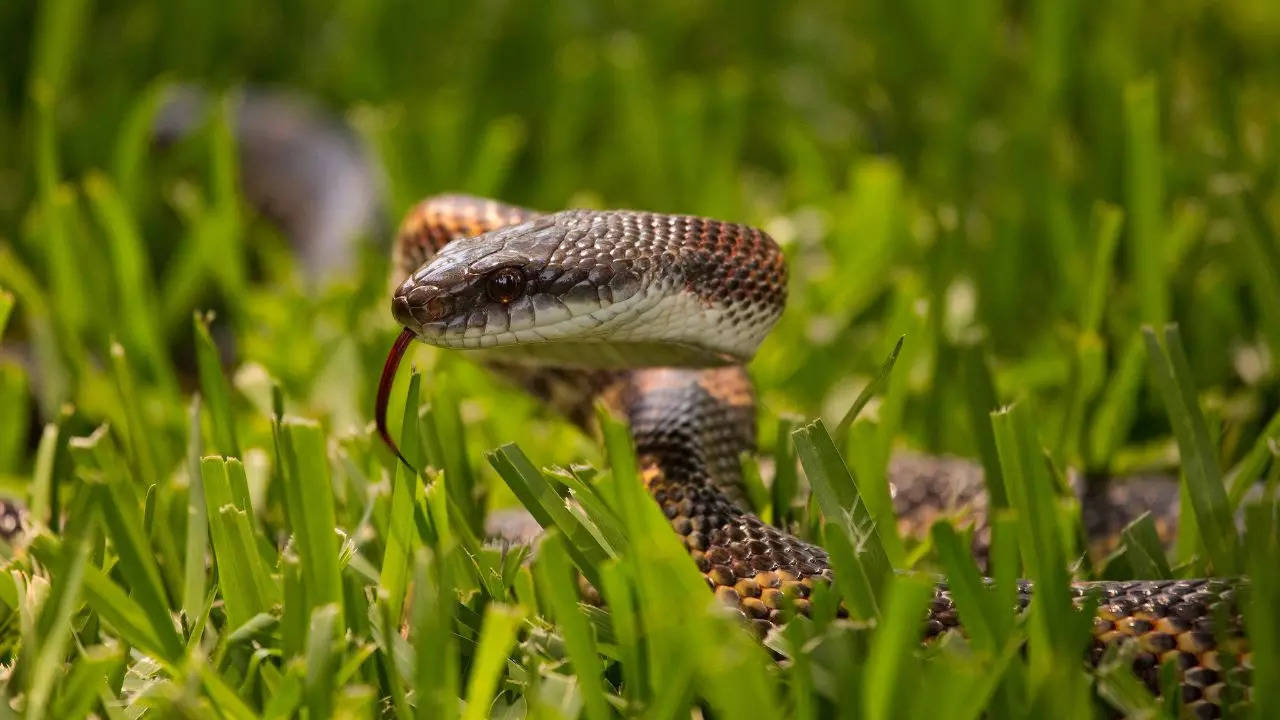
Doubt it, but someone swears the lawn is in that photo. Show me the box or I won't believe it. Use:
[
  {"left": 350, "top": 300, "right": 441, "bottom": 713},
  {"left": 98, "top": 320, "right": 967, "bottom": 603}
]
[{"left": 0, "top": 1, "right": 1278, "bottom": 718}]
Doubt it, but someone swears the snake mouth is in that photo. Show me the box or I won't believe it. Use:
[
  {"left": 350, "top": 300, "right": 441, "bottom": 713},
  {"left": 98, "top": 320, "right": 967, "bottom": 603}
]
[{"left": 375, "top": 327, "right": 417, "bottom": 470}]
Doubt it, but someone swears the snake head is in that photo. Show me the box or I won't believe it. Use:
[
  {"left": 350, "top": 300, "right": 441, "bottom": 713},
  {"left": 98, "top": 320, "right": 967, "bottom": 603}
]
[{"left": 392, "top": 209, "right": 785, "bottom": 369}]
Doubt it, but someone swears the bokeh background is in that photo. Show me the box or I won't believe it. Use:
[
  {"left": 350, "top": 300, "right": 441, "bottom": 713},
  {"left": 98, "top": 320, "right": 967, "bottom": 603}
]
[
  {"left": 2, "top": 3, "right": 1280, "bottom": 718},
  {"left": 2, "top": 0, "right": 1280, "bottom": 490}
]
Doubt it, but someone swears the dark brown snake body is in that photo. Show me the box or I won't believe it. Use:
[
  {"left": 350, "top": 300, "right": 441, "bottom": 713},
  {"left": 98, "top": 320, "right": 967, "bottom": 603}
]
[{"left": 382, "top": 194, "right": 1250, "bottom": 716}]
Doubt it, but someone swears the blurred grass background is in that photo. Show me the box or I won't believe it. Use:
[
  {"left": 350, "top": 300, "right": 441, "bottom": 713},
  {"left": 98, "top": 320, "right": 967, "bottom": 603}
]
[
  {"left": 1, "top": 1, "right": 1279, "bottom": 717},
  {"left": 3, "top": 0, "right": 1280, "bottom": 478}
]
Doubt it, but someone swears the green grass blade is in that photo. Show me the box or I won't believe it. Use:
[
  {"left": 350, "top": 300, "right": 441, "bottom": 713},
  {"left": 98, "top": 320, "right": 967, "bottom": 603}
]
[
  {"left": 29, "top": 415, "right": 68, "bottom": 530},
  {"left": 931, "top": 522, "right": 1001, "bottom": 654},
  {"left": 0, "top": 361, "right": 30, "bottom": 476},
  {"left": 0, "top": 244, "right": 70, "bottom": 411},
  {"left": 794, "top": 419, "right": 858, "bottom": 520},
  {"left": 25, "top": 525, "right": 90, "bottom": 719},
  {"left": 201, "top": 457, "right": 271, "bottom": 628},
  {"left": 861, "top": 573, "right": 932, "bottom": 720},
  {"left": 1229, "top": 193, "right": 1280, "bottom": 360},
  {"left": 771, "top": 416, "right": 799, "bottom": 528},
  {"left": 991, "top": 402, "right": 1087, "bottom": 709},
  {"left": 1124, "top": 77, "right": 1167, "bottom": 326},
  {"left": 834, "top": 334, "right": 904, "bottom": 437},
  {"left": 596, "top": 560, "right": 645, "bottom": 706},
  {"left": 380, "top": 370, "right": 423, "bottom": 621},
  {"left": 1224, "top": 406, "right": 1280, "bottom": 507},
  {"left": 597, "top": 402, "right": 638, "bottom": 507},
  {"left": 739, "top": 452, "right": 771, "bottom": 519},
  {"left": 1088, "top": 337, "right": 1147, "bottom": 467},
  {"left": 198, "top": 662, "right": 259, "bottom": 720},
  {"left": 86, "top": 174, "right": 173, "bottom": 390},
  {"left": 429, "top": 380, "right": 482, "bottom": 535},
  {"left": 488, "top": 444, "right": 611, "bottom": 574},
  {"left": 375, "top": 590, "right": 414, "bottom": 720},
  {"left": 193, "top": 312, "right": 239, "bottom": 457},
  {"left": 460, "top": 604, "right": 524, "bottom": 720},
  {"left": 793, "top": 418, "right": 891, "bottom": 614},
  {"left": 182, "top": 396, "right": 207, "bottom": 623},
  {"left": 533, "top": 532, "right": 610, "bottom": 720},
  {"left": 224, "top": 501, "right": 278, "bottom": 607},
  {"left": 29, "top": 534, "right": 173, "bottom": 660},
  {"left": 1118, "top": 512, "right": 1173, "bottom": 579},
  {"left": 846, "top": 418, "right": 904, "bottom": 565},
  {"left": 1244, "top": 501, "right": 1279, "bottom": 719},
  {"left": 303, "top": 604, "right": 341, "bottom": 720},
  {"left": 959, "top": 343, "right": 1007, "bottom": 508},
  {"left": 94, "top": 478, "right": 183, "bottom": 659},
  {"left": 547, "top": 466, "right": 627, "bottom": 555},
  {"left": 821, "top": 520, "right": 880, "bottom": 621},
  {"left": 50, "top": 644, "right": 124, "bottom": 720},
  {"left": 1081, "top": 201, "right": 1125, "bottom": 334},
  {"left": 108, "top": 341, "right": 157, "bottom": 488},
  {"left": 1143, "top": 325, "right": 1240, "bottom": 573},
  {"left": 112, "top": 79, "right": 170, "bottom": 206},
  {"left": 412, "top": 549, "right": 459, "bottom": 720},
  {"left": 0, "top": 289, "right": 12, "bottom": 338},
  {"left": 28, "top": 0, "right": 89, "bottom": 104},
  {"left": 280, "top": 555, "right": 306, "bottom": 660},
  {"left": 281, "top": 419, "right": 344, "bottom": 614}
]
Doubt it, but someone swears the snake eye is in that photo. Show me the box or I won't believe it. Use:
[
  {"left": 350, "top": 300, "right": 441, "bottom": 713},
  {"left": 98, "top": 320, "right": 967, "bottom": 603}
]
[{"left": 485, "top": 267, "right": 526, "bottom": 304}]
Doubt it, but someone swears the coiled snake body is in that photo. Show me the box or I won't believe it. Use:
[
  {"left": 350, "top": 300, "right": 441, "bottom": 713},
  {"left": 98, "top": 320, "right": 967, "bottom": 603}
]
[{"left": 379, "top": 194, "right": 1249, "bottom": 715}]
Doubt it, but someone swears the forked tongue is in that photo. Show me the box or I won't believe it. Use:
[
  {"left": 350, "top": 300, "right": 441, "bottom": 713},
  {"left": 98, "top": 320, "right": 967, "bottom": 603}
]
[{"left": 375, "top": 327, "right": 418, "bottom": 471}]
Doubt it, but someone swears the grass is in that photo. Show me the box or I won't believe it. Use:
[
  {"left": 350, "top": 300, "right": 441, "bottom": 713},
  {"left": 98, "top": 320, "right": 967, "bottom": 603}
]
[{"left": 0, "top": 0, "right": 1279, "bottom": 717}]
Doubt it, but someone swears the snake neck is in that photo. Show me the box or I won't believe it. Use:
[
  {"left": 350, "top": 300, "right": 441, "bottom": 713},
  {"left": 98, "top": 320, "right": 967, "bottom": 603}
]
[
  {"left": 619, "top": 366, "right": 757, "bottom": 508},
  {"left": 609, "top": 366, "right": 838, "bottom": 628},
  {"left": 487, "top": 362, "right": 758, "bottom": 508}
]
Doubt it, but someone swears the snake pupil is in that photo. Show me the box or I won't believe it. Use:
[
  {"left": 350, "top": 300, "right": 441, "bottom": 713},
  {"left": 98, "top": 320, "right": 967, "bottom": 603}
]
[{"left": 486, "top": 267, "right": 526, "bottom": 303}]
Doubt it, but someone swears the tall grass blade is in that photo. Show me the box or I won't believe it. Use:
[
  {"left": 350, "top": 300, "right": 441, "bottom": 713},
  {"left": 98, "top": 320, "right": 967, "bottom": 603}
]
[
  {"left": 794, "top": 419, "right": 891, "bottom": 615},
  {"left": 0, "top": 290, "right": 12, "bottom": 338},
  {"left": 1143, "top": 325, "right": 1240, "bottom": 573},
  {"left": 412, "top": 549, "right": 460, "bottom": 720},
  {"left": 303, "top": 604, "right": 341, "bottom": 720},
  {"left": 771, "top": 416, "right": 799, "bottom": 528},
  {"left": 991, "top": 403, "right": 1089, "bottom": 711},
  {"left": 835, "top": 334, "right": 904, "bottom": 437},
  {"left": 25, "top": 524, "right": 90, "bottom": 719},
  {"left": 182, "top": 396, "right": 207, "bottom": 623},
  {"left": 194, "top": 312, "right": 239, "bottom": 457},
  {"left": 201, "top": 457, "right": 274, "bottom": 627},
  {"left": 1124, "top": 77, "right": 1167, "bottom": 326},
  {"left": 379, "top": 369, "right": 423, "bottom": 621},
  {"left": 280, "top": 419, "right": 344, "bottom": 616},
  {"left": 1118, "top": 512, "right": 1173, "bottom": 579},
  {"left": 534, "top": 532, "right": 611, "bottom": 720},
  {"left": 29, "top": 534, "right": 174, "bottom": 661},
  {"left": 50, "top": 644, "right": 124, "bottom": 720},
  {"left": 1243, "top": 500, "right": 1279, "bottom": 719},
  {"left": 862, "top": 573, "right": 933, "bottom": 720},
  {"left": 460, "top": 604, "right": 524, "bottom": 720}
]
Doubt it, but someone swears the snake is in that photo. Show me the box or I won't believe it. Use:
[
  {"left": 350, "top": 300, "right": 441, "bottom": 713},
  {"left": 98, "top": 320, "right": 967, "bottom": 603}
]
[{"left": 375, "top": 194, "right": 1250, "bottom": 716}]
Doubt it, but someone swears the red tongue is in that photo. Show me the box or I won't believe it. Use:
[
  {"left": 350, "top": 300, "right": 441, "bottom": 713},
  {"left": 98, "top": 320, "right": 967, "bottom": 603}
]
[{"left": 375, "top": 327, "right": 418, "bottom": 471}]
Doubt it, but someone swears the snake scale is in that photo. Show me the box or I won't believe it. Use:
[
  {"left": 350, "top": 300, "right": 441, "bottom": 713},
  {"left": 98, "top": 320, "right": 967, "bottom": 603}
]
[{"left": 376, "top": 194, "right": 1251, "bottom": 716}]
